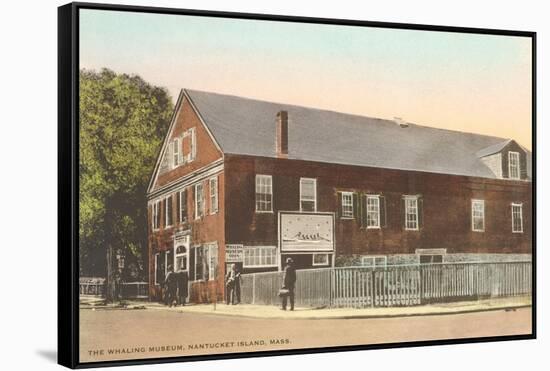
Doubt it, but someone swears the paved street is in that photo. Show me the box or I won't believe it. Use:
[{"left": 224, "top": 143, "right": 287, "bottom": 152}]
[{"left": 80, "top": 306, "right": 532, "bottom": 363}]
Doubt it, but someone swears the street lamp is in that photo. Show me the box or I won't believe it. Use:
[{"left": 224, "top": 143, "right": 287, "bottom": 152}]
[
  {"left": 114, "top": 249, "right": 125, "bottom": 302},
  {"left": 116, "top": 250, "right": 125, "bottom": 270}
]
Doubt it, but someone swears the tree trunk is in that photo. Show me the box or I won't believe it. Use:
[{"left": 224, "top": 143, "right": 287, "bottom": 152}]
[
  {"left": 104, "top": 202, "right": 116, "bottom": 303},
  {"left": 105, "top": 244, "right": 115, "bottom": 302}
]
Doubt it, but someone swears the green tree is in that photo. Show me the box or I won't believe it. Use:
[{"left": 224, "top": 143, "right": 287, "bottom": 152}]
[{"left": 79, "top": 69, "right": 173, "bottom": 289}]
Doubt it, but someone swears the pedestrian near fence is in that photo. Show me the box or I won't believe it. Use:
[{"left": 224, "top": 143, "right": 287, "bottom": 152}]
[
  {"left": 225, "top": 264, "right": 241, "bottom": 305},
  {"left": 281, "top": 258, "right": 296, "bottom": 311}
]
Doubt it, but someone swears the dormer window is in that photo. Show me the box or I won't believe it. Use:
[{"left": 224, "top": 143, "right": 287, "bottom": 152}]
[
  {"left": 477, "top": 140, "right": 528, "bottom": 181},
  {"left": 508, "top": 151, "right": 520, "bottom": 180}
]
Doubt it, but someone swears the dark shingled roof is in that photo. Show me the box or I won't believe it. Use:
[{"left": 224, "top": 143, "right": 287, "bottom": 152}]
[{"left": 185, "top": 89, "right": 531, "bottom": 180}]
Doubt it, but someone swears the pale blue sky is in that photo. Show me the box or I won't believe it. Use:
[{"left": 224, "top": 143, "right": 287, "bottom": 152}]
[{"left": 80, "top": 9, "right": 532, "bottom": 148}]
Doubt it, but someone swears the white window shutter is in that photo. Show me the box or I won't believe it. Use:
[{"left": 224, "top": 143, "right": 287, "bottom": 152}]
[
  {"left": 166, "top": 141, "right": 173, "bottom": 169},
  {"left": 178, "top": 136, "right": 185, "bottom": 164},
  {"left": 190, "top": 128, "right": 197, "bottom": 161},
  {"left": 160, "top": 145, "right": 169, "bottom": 173}
]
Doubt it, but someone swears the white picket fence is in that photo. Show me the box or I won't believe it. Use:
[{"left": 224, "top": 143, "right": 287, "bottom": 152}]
[
  {"left": 240, "top": 261, "right": 532, "bottom": 308},
  {"left": 79, "top": 278, "right": 148, "bottom": 299}
]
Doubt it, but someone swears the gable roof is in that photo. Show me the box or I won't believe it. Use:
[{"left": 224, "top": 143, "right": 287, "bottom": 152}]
[{"left": 184, "top": 89, "right": 532, "bottom": 180}]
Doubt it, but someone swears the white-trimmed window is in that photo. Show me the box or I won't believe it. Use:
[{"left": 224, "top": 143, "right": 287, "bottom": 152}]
[
  {"left": 361, "top": 256, "right": 387, "bottom": 268},
  {"left": 177, "top": 189, "right": 188, "bottom": 223},
  {"left": 154, "top": 253, "right": 160, "bottom": 285},
  {"left": 152, "top": 200, "right": 161, "bottom": 230},
  {"left": 194, "top": 246, "right": 204, "bottom": 280},
  {"left": 366, "top": 195, "right": 380, "bottom": 228},
  {"left": 404, "top": 196, "right": 419, "bottom": 230},
  {"left": 164, "top": 195, "right": 173, "bottom": 228},
  {"left": 508, "top": 151, "right": 520, "bottom": 179},
  {"left": 341, "top": 192, "right": 354, "bottom": 218},
  {"left": 419, "top": 254, "right": 443, "bottom": 264},
  {"left": 175, "top": 244, "right": 188, "bottom": 272},
  {"left": 194, "top": 243, "right": 218, "bottom": 281},
  {"left": 194, "top": 183, "right": 205, "bottom": 219},
  {"left": 209, "top": 177, "right": 218, "bottom": 214},
  {"left": 300, "top": 178, "right": 317, "bottom": 212},
  {"left": 172, "top": 138, "right": 181, "bottom": 167},
  {"left": 511, "top": 203, "right": 523, "bottom": 233},
  {"left": 207, "top": 243, "right": 218, "bottom": 280},
  {"left": 312, "top": 253, "right": 329, "bottom": 266},
  {"left": 243, "top": 246, "right": 278, "bottom": 268},
  {"left": 471, "top": 199, "right": 485, "bottom": 232},
  {"left": 255, "top": 175, "right": 273, "bottom": 212},
  {"left": 164, "top": 251, "right": 171, "bottom": 277}
]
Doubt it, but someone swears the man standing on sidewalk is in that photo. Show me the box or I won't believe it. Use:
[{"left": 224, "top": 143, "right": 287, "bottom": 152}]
[
  {"left": 225, "top": 264, "right": 240, "bottom": 305},
  {"left": 164, "top": 265, "right": 178, "bottom": 307},
  {"left": 281, "top": 258, "right": 296, "bottom": 311},
  {"left": 176, "top": 268, "right": 189, "bottom": 306}
]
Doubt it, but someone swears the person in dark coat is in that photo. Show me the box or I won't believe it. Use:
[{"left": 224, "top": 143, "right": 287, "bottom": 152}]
[
  {"left": 176, "top": 269, "right": 189, "bottom": 306},
  {"left": 281, "top": 258, "right": 297, "bottom": 311},
  {"left": 225, "top": 264, "right": 241, "bottom": 305},
  {"left": 234, "top": 265, "right": 242, "bottom": 304},
  {"left": 163, "top": 265, "right": 178, "bottom": 307}
]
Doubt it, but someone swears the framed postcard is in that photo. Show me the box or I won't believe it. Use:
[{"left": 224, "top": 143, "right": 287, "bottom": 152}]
[{"left": 58, "top": 2, "right": 536, "bottom": 368}]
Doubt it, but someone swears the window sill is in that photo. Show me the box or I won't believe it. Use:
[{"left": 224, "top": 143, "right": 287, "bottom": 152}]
[
  {"left": 255, "top": 210, "right": 274, "bottom": 214},
  {"left": 366, "top": 226, "right": 381, "bottom": 230}
]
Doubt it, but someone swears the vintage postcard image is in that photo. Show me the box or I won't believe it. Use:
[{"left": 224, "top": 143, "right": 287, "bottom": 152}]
[{"left": 78, "top": 8, "right": 533, "bottom": 363}]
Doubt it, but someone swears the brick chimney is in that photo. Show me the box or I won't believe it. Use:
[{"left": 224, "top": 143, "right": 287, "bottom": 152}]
[{"left": 276, "top": 110, "right": 289, "bottom": 158}]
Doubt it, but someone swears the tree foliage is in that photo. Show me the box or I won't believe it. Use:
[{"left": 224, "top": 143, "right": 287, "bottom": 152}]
[{"left": 79, "top": 69, "right": 173, "bottom": 278}]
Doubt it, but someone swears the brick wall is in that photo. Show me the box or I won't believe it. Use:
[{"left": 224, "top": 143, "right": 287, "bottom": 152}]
[
  {"left": 224, "top": 154, "right": 532, "bottom": 258},
  {"left": 147, "top": 95, "right": 226, "bottom": 302},
  {"left": 153, "top": 95, "right": 222, "bottom": 189}
]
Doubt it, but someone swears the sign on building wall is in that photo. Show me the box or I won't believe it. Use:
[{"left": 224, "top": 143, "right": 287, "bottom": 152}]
[
  {"left": 225, "top": 244, "right": 244, "bottom": 262},
  {"left": 174, "top": 231, "right": 190, "bottom": 245},
  {"left": 279, "top": 212, "right": 334, "bottom": 252}
]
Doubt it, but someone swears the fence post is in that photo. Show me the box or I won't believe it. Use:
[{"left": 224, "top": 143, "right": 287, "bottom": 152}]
[
  {"left": 370, "top": 269, "right": 374, "bottom": 307},
  {"left": 329, "top": 268, "right": 333, "bottom": 308},
  {"left": 252, "top": 274, "right": 256, "bottom": 305}
]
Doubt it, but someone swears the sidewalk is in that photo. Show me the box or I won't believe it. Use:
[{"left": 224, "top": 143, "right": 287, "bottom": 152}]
[{"left": 80, "top": 296, "right": 531, "bottom": 319}]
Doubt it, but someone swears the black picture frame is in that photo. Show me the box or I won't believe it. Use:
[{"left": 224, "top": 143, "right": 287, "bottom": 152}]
[{"left": 58, "top": 2, "right": 537, "bottom": 368}]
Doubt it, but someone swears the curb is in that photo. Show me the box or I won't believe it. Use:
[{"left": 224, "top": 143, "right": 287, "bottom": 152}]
[{"left": 127, "top": 302, "right": 531, "bottom": 320}]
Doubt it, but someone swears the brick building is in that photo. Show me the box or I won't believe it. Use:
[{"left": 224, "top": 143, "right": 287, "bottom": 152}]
[{"left": 147, "top": 89, "right": 532, "bottom": 302}]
